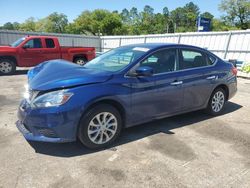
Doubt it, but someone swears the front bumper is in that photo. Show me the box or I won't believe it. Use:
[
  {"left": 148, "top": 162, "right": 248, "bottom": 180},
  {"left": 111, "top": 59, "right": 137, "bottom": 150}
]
[
  {"left": 16, "top": 120, "right": 72, "bottom": 143},
  {"left": 16, "top": 99, "right": 81, "bottom": 143}
]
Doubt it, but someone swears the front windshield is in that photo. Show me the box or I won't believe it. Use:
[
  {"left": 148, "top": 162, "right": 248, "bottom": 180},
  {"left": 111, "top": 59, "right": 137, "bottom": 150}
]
[
  {"left": 84, "top": 46, "right": 151, "bottom": 72},
  {"left": 11, "top": 37, "right": 26, "bottom": 47}
]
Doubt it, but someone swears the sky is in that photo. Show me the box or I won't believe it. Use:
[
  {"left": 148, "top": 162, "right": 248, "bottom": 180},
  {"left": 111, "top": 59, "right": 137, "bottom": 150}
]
[{"left": 0, "top": 0, "right": 222, "bottom": 26}]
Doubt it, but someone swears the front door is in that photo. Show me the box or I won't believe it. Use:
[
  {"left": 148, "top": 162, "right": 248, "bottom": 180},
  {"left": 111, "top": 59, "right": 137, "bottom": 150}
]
[
  {"left": 130, "top": 48, "right": 183, "bottom": 124},
  {"left": 19, "top": 38, "right": 46, "bottom": 67}
]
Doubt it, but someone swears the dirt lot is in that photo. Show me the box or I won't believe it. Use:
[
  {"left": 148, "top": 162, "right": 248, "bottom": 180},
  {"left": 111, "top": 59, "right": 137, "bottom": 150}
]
[{"left": 0, "top": 69, "right": 250, "bottom": 188}]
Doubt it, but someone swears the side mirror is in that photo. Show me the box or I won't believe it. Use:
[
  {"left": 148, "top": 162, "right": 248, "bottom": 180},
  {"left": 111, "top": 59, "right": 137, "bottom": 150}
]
[
  {"left": 135, "top": 66, "right": 153, "bottom": 77},
  {"left": 23, "top": 44, "right": 30, "bottom": 49}
]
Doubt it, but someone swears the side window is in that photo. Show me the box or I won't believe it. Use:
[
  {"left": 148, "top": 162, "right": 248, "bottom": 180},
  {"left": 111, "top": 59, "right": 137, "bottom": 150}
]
[
  {"left": 207, "top": 55, "right": 216, "bottom": 65},
  {"left": 179, "top": 49, "right": 207, "bottom": 70},
  {"left": 140, "top": 49, "right": 177, "bottom": 74},
  {"left": 25, "top": 39, "right": 42, "bottom": 48},
  {"left": 45, "top": 38, "right": 55, "bottom": 48}
]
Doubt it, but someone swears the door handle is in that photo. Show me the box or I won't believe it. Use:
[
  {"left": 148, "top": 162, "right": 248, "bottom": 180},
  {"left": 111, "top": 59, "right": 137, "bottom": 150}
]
[
  {"left": 206, "top": 76, "right": 217, "bottom": 80},
  {"left": 170, "top": 81, "right": 183, "bottom": 86}
]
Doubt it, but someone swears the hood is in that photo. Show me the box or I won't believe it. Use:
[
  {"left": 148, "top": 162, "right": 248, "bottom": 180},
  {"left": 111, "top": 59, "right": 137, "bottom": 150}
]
[
  {"left": 28, "top": 59, "right": 113, "bottom": 91},
  {"left": 0, "top": 46, "right": 16, "bottom": 52},
  {"left": 0, "top": 45, "right": 11, "bottom": 48}
]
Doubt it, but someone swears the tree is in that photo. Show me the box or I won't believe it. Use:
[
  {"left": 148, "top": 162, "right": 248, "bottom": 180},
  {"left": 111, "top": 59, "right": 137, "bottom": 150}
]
[
  {"left": 46, "top": 12, "right": 68, "bottom": 33},
  {"left": 219, "top": 0, "right": 250, "bottom": 29},
  {"left": 72, "top": 9, "right": 124, "bottom": 35},
  {"left": 34, "top": 12, "right": 68, "bottom": 33},
  {"left": 20, "top": 17, "right": 36, "bottom": 31},
  {"left": 212, "top": 18, "right": 238, "bottom": 31},
  {"left": 163, "top": 7, "right": 169, "bottom": 17},
  {"left": 170, "top": 2, "right": 200, "bottom": 32},
  {"left": 138, "top": 5, "right": 155, "bottom": 34},
  {"left": 153, "top": 13, "right": 167, "bottom": 33},
  {"left": 2, "top": 22, "right": 14, "bottom": 30},
  {"left": 101, "top": 12, "right": 123, "bottom": 35},
  {"left": 12, "top": 22, "right": 20, "bottom": 30},
  {"left": 200, "top": 12, "right": 214, "bottom": 20},
  {"left": 120, "top": 8, "right": 131, "bottom": 24},
  {"left": 162, "top": 7, "right": 170, "bottom": 33},
  {"left": 184, "top": 2, "right": 200, "bottom": 16},
  {"left": 183, "top": 2, "right": 200, "bottom": 31},
  {"left": 130, "top": 7, "right": 140, "bottom": 24},
  {"left": 170, "top": 7, "right": 186, "bottom": 32}
]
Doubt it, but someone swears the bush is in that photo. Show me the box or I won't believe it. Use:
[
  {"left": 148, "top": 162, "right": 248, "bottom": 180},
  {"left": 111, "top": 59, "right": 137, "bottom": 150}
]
[{"left": 242, "top": 62, "right": 250, "bottom": 73}]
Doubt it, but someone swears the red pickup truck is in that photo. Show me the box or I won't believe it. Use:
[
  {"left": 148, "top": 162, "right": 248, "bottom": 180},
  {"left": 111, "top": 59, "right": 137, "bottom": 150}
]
[{"left": 0, "top": 36, "right": 96, "bottom": 75}]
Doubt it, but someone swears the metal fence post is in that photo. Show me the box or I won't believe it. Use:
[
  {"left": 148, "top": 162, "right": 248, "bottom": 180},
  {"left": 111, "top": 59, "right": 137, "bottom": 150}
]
[
  {"left": 98, "top": 36, "right": 101, "bottom": 52},
  {"left": 144, "top": 37, "right": 147, "bottom": 43},
  {"left": 178, "top": 34, "right": 181, "bottom": 44},
  {"left": 119, "top": 38, "right": 122, "bottom": 47},
  {"left": 224, "top": 31, "right": 232, "bottom": 59}
]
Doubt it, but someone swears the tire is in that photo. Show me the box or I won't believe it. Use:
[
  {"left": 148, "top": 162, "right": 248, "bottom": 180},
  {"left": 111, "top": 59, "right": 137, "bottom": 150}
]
[
  {"left": 74, "top": 57, "right": 87, "bottom": 66},
  {"left": 206, "top": 88, "right": 226, "bottom": 116},
  {"left": 78, "top": 104, "right": 122, "bottom": 149},
  {"left": 0, "top": 59, "right": 16, "bottom": 75}
]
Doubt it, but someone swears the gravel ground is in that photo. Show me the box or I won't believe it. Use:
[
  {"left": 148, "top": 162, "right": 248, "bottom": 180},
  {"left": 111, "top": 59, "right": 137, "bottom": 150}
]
[{"left": 0, "top": 69, "right": 250, "bottom": 188}]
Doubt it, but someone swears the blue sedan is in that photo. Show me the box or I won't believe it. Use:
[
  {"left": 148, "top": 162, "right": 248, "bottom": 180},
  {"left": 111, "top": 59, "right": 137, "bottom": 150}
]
[{"left": 16, "top": 43, "right": 237, "bottom": 149}]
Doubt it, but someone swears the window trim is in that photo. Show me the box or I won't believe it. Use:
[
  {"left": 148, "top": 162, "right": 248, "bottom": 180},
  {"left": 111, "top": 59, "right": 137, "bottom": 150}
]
[{"left": 125, "top": 46, "right": 218, "bottom": 78}]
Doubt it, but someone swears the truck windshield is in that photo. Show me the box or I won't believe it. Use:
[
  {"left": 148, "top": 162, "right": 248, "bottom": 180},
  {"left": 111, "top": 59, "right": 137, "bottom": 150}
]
[
  {"left": 11, "top": 37, "right": 26, "bottom": 47},
  {"left": 84, "top": 46, "right": 150, "bottom": 72}
]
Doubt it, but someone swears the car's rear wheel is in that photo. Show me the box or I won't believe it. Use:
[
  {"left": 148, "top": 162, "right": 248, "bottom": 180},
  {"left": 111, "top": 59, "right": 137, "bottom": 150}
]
[
  {"left": 206, "top": 88, "right": 226, "bottom": 115},
  {"left": 78, "top": 104, "right": 122, "bottom": 149},
  {"left": 74, "top": 57, "right": 87, "bottom": 66},
  {"left": 0, "top": 59, "right": 16, "bottom": 75}
]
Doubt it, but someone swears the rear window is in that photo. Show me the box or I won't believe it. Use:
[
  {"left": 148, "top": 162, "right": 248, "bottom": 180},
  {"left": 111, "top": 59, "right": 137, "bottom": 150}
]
[
  {"left": 207, "top": 55, "right": 216, "bottom": 65},
  {"left": 179, "top": 49, "right": 208, "bottom": 70},
  {"left": 45, "top": 39, "right": 55, "bottom": 48}
]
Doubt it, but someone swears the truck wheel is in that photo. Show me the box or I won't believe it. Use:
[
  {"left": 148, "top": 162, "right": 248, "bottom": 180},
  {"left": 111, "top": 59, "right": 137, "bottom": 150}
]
[
  {"left": 0, "top": 59, "right": 16, "bottom": 75},
  {"left": 78, "top": 104, "right": 122, "bottom": 149},
  {"left": 74, "top": 57, "right": 87, "bottom": 66}
]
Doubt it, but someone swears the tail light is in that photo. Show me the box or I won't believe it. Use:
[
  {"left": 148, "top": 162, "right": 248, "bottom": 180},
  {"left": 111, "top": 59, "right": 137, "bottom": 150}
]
[{"left": 231, "top": 66, "right": 237, "bottom": 76}]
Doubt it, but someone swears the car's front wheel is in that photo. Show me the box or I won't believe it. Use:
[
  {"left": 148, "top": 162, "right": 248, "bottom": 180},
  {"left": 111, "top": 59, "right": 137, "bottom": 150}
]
[
  {"left": 206, "top": 88, "right": 226, "bottom": 115},
  {"left": 78, "top": 104, "right": 122, "bottom": 149}
]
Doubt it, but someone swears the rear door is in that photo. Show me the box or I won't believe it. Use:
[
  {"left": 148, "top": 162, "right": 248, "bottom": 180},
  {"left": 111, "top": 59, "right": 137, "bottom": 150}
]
[
  {"left": 42, "top": 38, "right": 61, "bottom": 61},
  {"left": 19, "top": 38, "right": 46, "bottom": 66},
  {"left": 177, "top": 48, "right": 218, "bottom": 110}
]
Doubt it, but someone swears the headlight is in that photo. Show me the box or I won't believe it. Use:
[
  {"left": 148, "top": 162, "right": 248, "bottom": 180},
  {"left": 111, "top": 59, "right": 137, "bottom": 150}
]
[{"left": 30, "top": 90, "right": 73, "bottom": 108}]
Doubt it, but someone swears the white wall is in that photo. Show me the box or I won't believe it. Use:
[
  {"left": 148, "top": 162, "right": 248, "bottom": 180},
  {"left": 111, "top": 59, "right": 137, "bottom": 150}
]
[
  {"left": 1, "top": 29, "right": 250, "bottom": 62},
  {"left": 101, "top": 30, "right": 250, "bottom": 62}
]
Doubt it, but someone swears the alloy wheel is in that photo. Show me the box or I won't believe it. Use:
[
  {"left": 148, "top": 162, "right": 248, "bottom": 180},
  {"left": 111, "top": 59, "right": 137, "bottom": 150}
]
[
  {"left": 211, "top": 91, "right": 225, "bottom": 112},
  {"left": 87, "top": 112, "right": 118, "bottom": 145}
]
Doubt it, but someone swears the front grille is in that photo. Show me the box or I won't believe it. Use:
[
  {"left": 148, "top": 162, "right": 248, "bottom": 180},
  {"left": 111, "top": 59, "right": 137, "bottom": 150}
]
[{"left": 36, "top": 128, "right": 57, "bottom": 138}]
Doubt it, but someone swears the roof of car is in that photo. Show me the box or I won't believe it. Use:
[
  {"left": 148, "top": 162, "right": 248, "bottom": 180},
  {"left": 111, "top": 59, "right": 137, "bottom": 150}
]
[
  {"left": 26, "top": 36, "right": 57, "bottom": 39},
  {"left": 122, "top": 43, "right": 206, "bottom": 51}
]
